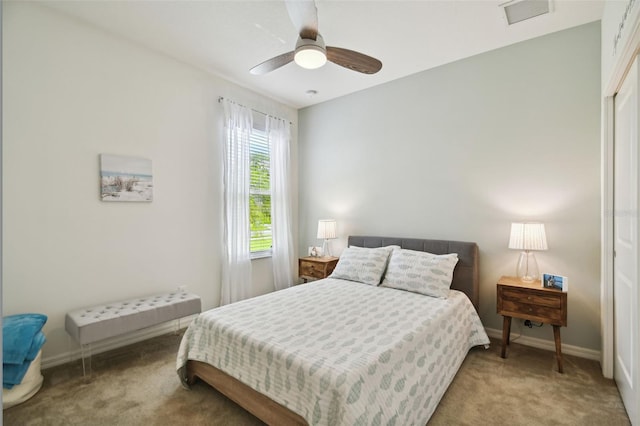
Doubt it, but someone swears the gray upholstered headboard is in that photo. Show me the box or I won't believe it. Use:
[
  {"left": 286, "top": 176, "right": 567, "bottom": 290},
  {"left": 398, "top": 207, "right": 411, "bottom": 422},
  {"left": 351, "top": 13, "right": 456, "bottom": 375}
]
[{"left": 347, "top": 236, "right": 480, "bottom": 310}]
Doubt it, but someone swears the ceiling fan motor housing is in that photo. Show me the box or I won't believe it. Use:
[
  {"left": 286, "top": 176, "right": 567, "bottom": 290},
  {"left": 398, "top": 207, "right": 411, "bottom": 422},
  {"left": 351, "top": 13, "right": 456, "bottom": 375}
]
[{"left": 294, "top": 35, "right": 327, "bottom": 69}]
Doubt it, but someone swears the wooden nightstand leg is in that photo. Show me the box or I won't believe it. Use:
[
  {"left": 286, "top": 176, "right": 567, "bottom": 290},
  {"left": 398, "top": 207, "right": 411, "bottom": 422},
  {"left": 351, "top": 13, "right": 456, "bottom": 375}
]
[
  {"left": 553, "top": 325, "right": 564, "bottom": 373},
  {"left": 501, "top": 316, "right": 512, "bottom": 358}
]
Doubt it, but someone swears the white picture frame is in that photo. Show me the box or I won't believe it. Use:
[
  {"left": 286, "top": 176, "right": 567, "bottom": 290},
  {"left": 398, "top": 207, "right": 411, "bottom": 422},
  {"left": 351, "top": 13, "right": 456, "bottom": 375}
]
[
  {"left": 307, "top": 246, "right": 323, "bottom": 257},
  {"left": 542, "top": 273, "right": 568, "bottom": 292}
]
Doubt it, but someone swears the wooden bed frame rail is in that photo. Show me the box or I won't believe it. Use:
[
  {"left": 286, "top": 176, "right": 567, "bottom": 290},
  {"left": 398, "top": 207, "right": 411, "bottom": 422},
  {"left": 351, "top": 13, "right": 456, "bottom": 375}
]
[{"left": 186, "top": 360, "right": 306, "bottom": 425}]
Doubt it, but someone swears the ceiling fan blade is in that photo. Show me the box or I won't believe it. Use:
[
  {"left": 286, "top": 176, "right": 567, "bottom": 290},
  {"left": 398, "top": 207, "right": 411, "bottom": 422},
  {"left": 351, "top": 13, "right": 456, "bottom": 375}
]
[
  {"left": 285, "top": 0, "right": 319, "bottom": 40},
  {"left": 249, "top": 51, "right": 295, "bottom": 75},
  {"left": 326, "top": 46, "right": 382, "bottom": 74}
]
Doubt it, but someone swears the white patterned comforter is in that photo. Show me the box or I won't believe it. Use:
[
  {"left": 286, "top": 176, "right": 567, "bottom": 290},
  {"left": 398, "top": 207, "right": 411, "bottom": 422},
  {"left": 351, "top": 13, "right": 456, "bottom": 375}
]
[{"left": 177, "top": 278, "right": 489, "bottom": 425}]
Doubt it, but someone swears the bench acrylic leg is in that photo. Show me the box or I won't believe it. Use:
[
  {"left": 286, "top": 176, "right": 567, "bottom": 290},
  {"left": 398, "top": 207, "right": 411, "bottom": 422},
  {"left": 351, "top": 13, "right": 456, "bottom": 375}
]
[{"left": 81, "top": 343, "right": 92, "bottom": 377}]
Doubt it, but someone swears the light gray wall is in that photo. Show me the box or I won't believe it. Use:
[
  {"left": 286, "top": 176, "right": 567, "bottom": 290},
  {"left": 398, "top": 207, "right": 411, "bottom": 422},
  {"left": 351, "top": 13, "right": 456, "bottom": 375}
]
[
  {"left": 299, "top": 22, "right": 601, "bottom": 351},
  {"left": 2, "top": 2, "right": 298, "bottom": 365}
]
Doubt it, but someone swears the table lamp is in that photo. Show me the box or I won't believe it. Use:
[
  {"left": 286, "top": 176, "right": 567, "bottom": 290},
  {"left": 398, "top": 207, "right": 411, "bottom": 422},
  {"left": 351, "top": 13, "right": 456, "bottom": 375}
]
[
  {"left": 317, "top": 219, "right": 337, "bottom": 257},
  {"left": 508, "top": 222, "right": 548, "bottom": 282}
]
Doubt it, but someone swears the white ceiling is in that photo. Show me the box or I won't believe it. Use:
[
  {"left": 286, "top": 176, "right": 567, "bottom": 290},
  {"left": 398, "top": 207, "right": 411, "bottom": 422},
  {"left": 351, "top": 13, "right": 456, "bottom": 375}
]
[{"left": 43, "top": 0, "right": 604, "bottom": 109}]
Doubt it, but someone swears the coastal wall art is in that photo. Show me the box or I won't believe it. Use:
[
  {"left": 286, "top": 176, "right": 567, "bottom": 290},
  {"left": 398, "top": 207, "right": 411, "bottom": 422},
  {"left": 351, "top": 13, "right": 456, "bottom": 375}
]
[{"left": 100, "top": 154, "right": 153, "bottom": 202}]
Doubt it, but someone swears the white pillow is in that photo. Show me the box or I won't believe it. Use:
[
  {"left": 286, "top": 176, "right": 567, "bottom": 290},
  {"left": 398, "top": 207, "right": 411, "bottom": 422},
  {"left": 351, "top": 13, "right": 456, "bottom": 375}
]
[
  {"left": 330, "top": 246, "right": 393, "bottom": 286},
  {"left": 381, "top": 249, "right": 459, "bottom": 298}
]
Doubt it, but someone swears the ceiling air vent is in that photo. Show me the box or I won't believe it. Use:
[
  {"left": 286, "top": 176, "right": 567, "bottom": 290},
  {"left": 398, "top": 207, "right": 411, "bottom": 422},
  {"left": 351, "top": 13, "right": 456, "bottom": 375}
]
[{"left": 500, "top": 0, "right": 551, "bottom": 25}]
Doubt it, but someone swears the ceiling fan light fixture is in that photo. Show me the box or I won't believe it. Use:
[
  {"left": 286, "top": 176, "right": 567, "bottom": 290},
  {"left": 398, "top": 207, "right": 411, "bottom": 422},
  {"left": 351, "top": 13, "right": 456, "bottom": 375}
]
[
  {"left": 250, "top": 2, "right": 382, "bottom": 75},
  {"left": 294, "top": 44, "right": 326, "bottom": 69}
]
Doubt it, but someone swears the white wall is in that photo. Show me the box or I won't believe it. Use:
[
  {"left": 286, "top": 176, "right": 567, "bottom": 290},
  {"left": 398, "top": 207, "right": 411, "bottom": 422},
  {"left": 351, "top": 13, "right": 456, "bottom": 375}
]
[
  {"left": 2, "top": 2, "right": 297, "bottom": 365},
  {"left": 298, "top": 22, "right": 601, "bottom": 352}
]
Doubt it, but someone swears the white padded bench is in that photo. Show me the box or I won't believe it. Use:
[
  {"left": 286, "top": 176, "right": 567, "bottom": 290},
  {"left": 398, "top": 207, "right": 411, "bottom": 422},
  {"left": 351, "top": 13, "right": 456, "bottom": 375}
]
[{"left": 65, "top": 291, "right": 201, "bottom": 375}]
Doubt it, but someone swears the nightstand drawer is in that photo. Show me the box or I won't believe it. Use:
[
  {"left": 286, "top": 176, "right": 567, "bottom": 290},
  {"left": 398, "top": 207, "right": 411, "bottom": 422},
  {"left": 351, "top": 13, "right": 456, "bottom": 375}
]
[
  {"left": 299, "top": 262, "right": 327, "bottom": 279},
  {"left": 501, "top": 300, "right": 564, "bottom": 323},
  {"left": 501, "top": 288, "right": 561, "bottom": 308}
]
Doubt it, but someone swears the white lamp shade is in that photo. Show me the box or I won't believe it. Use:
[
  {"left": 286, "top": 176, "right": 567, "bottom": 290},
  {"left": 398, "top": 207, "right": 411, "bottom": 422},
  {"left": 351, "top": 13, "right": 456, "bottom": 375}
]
[
  {"left": 508, "top": 223, "right": 548, "bottom": 251},
  {"left": 317, "top": 220, "right": 337, "bottom": 240}
]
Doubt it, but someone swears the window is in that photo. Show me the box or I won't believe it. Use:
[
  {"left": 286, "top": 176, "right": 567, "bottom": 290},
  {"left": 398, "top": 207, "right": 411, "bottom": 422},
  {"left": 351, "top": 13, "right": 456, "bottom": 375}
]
[
  {"left": 249, "top": 129, "right": 271, "bottom": 255},
  {"left": 221, "top": 98, "right": 293, "bottom": 303}
]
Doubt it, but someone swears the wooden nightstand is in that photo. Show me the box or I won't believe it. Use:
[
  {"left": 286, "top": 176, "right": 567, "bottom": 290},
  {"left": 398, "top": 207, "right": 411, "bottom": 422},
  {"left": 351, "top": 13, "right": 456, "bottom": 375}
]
[
  {"left": 298, "top": 256, "right": 339, "bottom": 283},
  {"left": 497, "top": 276, "right": 568, "bottom": 373}
]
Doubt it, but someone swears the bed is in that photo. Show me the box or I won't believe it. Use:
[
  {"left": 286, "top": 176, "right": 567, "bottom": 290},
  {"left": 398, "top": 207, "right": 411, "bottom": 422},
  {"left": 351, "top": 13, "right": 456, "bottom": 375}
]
[{"left": 177, "top": 236, "right": 489, "bottom": 425}]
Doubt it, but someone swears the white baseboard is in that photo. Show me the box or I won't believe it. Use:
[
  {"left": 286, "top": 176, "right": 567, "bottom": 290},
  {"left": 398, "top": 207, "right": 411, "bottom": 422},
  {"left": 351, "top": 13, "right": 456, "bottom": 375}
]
[
  {"left": 485, "top": 327, "right": 601, "bottom": 361},
  {"left": 41, "top": 315, "right": 198, "bottom": 370}
]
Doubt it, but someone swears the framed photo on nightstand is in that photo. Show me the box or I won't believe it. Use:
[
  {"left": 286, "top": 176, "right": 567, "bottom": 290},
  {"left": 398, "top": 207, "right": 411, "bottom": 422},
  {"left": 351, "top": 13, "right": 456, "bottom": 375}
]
[
  {"left": 307, "top": 246, "right": 323, "bottom": 257},
  {"left": 542, "top": 273, "right": 568, "bottom": 292}
]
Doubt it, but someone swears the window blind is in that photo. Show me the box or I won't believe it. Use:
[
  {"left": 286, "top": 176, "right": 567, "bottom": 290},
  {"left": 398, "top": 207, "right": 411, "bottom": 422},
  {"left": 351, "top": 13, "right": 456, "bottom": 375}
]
[{"left": 249, "top": 129, "right": 272, "bottom": 253}]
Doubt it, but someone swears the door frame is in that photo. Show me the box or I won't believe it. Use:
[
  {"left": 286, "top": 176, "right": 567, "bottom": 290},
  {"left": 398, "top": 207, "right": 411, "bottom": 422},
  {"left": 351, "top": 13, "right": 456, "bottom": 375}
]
[{"left": 602, "top": 19, "right": 640, "bottom": 379}]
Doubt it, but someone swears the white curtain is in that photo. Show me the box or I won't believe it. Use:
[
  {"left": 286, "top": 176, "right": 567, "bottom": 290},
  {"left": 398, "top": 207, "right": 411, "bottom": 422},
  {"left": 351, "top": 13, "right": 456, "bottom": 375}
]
[
  {"left": 267, "top": 115, "right": 295, "bottom": 290},
  {"left": 221, "top": 100, "right": 253, "bottom": 305}
]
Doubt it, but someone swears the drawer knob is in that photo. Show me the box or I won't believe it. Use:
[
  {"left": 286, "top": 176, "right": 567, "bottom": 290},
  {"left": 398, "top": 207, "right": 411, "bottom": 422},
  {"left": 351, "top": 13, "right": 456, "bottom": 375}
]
[
  {"left": 529, "top": 308, "right": 533, "bottom": 312},
  {"left": 527, "top": 297, "right": 532, "bottom": 300}
]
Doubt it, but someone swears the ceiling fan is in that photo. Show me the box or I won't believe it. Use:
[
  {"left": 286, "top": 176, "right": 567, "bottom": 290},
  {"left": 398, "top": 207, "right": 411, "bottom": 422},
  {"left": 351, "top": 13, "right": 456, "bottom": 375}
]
[{"left": 250, "top": 0, "right": 382, "bottom": 75}]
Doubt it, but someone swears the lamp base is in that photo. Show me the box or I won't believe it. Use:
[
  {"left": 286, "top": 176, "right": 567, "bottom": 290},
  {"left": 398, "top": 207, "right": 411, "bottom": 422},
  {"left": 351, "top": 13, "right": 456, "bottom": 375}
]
[
  {"left": 516, "top": 251, "right": 539, "bottom": 282},
  {"left": 322, "top": 239, "right": 331, "bottom": 257}
]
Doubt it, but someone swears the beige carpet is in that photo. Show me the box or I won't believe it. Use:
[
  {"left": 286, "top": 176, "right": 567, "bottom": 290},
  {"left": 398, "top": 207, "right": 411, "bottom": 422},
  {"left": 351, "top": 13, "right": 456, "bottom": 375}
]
[{"left": 3, "top": 332, "right": 630, "bottom": 426}]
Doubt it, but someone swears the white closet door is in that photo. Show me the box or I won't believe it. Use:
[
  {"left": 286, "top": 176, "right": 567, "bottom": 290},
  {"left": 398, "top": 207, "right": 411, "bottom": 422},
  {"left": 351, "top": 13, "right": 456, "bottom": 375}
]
[{"left": 614, "top": 55, "right": 639, "bottom": 426}]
